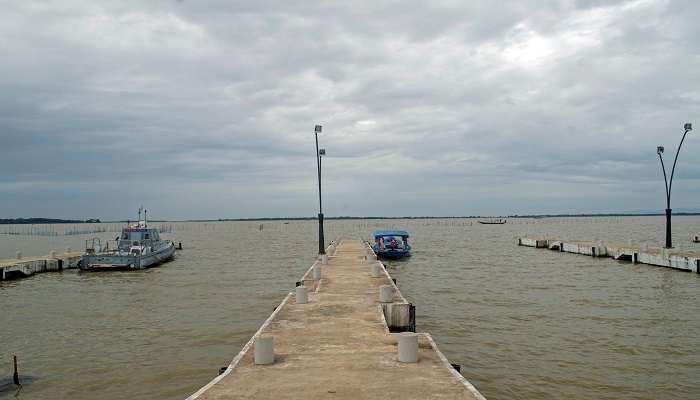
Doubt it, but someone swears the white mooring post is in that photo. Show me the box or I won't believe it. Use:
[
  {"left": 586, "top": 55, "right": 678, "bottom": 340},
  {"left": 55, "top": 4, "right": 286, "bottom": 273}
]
[
  {"left": 398, "top": 332, "right": 419, "bottom": 363},
  {"left": 313, "top": 264, "right": 321, "bottom": 280},
  {"left": 295, "top": 285, "right": 308, "bottom": 304},
  {"left": 371, "top": 263, "right": 382, "bottom": 278},
  {"left": 379, "top": 285, "right": 393, "bottom": 303},
  {"left": 254, "top": 336, "right": 275, "bottom": 365}
]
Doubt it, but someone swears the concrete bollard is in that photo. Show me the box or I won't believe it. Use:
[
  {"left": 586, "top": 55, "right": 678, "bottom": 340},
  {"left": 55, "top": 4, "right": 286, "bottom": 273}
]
[
  {"left": 254, "top": 336, "right": 275, "bottom": 365},
  {"left": 50, "top": 251, "right": 56, "bottom": 259},
  {"left": 295, "top": 285, "right": 308, "bottom": 304},
  {"left": 398, "top": 332, "right": 419, "bottom": 363},
  {"left": 371, "top": 263, "right": 382, "bottom": 278},
  {"left": 379, "top": 285, "right": 393, "bottom": 303},
  {"left": 16, "top": 251, "right": 22, "bottom": 260},
  {"left": 313, "top": 264, "right": 321, "bottom": 280}
]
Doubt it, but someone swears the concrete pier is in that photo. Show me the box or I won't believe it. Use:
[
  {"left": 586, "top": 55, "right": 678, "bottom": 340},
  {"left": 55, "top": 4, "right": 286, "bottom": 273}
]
[
  {"left": 0, "top": 252, "right": 83, "bottom": 280},
  {"left": 518, "top": 237, "right": 700, "bottom": 273},
  {"left": 187, "top": 239, "right": 485, "bottom": 400}
]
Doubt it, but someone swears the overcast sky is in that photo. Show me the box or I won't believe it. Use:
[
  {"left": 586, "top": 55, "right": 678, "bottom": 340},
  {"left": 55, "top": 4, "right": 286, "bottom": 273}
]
[{"left": 1, "top": 0, "right": 699, "bottom": 220}]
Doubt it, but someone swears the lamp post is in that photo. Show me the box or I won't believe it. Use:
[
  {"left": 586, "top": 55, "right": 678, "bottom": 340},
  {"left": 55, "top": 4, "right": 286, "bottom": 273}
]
[
  {"left": 657, "top": 122, "right": 693, "bottom": 248},
  {"left": 315, "top": 125, "right": 325, "bottom": 255}
]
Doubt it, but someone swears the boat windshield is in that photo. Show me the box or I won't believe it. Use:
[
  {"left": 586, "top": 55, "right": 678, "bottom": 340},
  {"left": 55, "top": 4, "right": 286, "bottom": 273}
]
[{"left": 378, "top": 236, "right": 405, "bottom": 249}]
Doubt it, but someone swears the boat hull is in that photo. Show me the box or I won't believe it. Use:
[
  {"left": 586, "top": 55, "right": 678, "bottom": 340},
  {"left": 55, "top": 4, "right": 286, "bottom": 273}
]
[
  {"left": 80, "top": 242, "right": 175, "bottom": 271},
  {"left": 372, "top": 246, "right": 411, "bottom": 259}
]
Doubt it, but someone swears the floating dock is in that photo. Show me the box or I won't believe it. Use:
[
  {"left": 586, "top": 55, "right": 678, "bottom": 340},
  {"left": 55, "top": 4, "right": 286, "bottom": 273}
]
[
  {"left": 518, "top": 237, "right": 700, "bottom": 273},
  {"left": 187, "top": 239, "right": 485, "bottom": 400},
  {"left": 0, "top": 251, "right": 83, "bottom": 280}
]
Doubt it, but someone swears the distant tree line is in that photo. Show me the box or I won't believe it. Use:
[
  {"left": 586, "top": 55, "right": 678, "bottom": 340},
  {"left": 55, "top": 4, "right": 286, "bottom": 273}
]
[
  {"left": 214, "top": 212, "right": 700, "bottom": 222},
  {"left": 0, "top": 218, "right": 101, "bottom": 224}
]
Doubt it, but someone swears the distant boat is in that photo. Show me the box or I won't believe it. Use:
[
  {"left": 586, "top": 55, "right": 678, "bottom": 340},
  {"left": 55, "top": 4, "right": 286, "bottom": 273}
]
[
  {"left": 371, "top": 230, "right": 411, "bottom": 259},
  {"left": 478, "top": 219, "right": 507, "bottom": 225}
]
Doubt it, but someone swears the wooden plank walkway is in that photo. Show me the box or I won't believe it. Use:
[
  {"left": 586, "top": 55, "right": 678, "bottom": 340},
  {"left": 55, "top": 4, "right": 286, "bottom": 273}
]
[{"left": 187, "top": 239, "right": 485, "bottom": 400}]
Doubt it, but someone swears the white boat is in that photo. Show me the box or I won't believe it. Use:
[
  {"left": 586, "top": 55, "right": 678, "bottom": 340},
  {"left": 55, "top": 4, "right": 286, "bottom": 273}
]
[{"left": 79, "top": 210, "right": 175, "bottom": 271}]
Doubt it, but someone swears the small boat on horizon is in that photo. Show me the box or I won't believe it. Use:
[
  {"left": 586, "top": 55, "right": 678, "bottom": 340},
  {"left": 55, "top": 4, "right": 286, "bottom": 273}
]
[
  {"left": 371, "top": 230, "right": 411, "bottom": 259},
  {"left": 478, "top": 219, "right": 507, "bottom": 225},
  {"left": 80, "top": 209, "right": 175, "bottom": 271}
]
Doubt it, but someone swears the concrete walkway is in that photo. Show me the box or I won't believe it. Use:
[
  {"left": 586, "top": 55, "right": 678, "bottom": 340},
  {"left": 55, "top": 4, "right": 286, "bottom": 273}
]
[
  {"left": 188, "top": 239, "right": 484, "bottom": 400},
  {"left": 0, "top": 252, "right": 83, "bottom": 280},
  {"left": 518, "top": 237, "right": 700, "bottom": 272}
]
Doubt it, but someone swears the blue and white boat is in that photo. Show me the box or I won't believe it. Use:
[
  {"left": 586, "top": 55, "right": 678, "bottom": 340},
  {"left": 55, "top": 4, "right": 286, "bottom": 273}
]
[{"left": 371, "top": 230, "right": 411, "bottom": 259}]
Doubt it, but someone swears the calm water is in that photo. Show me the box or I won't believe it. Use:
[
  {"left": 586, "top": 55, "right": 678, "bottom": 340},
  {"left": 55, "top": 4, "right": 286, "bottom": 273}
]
[{"left": 1, "top": 217, "right": 699, "bottom": 399}]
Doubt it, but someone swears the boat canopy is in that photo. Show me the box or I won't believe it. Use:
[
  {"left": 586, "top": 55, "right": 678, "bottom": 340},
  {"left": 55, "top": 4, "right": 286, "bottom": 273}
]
[{"left": 373, "top": 230, "right": 409, "bottom": 239}]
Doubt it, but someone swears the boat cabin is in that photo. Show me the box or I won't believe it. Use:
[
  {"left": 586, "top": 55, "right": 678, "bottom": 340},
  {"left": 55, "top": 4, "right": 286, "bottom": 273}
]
[
  {"left": 118, "top": 226, "right": 161, "bottom": 251},
  {"left": 373, "top": 231, "right": 409, "bottom": 250},
  {"left": 372, "top": 230, "right": 411, "bottom": 259}
]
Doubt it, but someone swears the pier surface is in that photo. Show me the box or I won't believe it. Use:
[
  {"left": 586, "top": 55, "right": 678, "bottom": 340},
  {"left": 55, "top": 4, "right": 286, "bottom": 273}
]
[
  {"left": 518, "top": 237, "right": 700, "bottom": 273},
  {"left": 0, "top": 252, "right": 83, "bottom": 280},
  {"left": 188, "top": 239, "right": 484, "bottom": 400}
]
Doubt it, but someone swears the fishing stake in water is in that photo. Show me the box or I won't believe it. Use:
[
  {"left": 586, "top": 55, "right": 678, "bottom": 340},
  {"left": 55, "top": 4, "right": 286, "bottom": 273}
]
[{"left": 13, "top": 355, "right": 20, "bottom": 386}]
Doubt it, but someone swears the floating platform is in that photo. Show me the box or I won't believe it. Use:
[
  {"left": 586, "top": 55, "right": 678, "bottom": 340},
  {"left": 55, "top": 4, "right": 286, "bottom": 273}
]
[
  {"left": 0, "top": 251, "right": 83, "bottom": 280},
  {"left": 187, "top": 239, "right": 485, "bottom": 400},
  {"left": 518, "top": 237, "right": 700, "bottom": 273}
]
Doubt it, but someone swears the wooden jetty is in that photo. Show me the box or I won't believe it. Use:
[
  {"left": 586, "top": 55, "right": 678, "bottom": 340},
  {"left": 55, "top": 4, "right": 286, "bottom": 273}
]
[
  {"left": 0, "top": 251, "right": 83, "bottom": 280},
  {"left": 187, "top": 239, "right": 485, "bottom": 400},
  {"left": 518, "top": 237, "right": 700, "bottom": 273}
]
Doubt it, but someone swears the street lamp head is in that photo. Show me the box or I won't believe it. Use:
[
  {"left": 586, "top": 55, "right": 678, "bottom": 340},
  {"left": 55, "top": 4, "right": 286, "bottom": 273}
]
[
  {"left": 684, "top": 122, "right": 692, "bottom": 132},
  {"left": 319, "top": 148, "right": 326, "bottom": 156},
  {"left": 657, "top": 146, "right": 664, "bottom": 154},
  {"left": 315, "top": 125, "right": 322, "bottom": 133}
]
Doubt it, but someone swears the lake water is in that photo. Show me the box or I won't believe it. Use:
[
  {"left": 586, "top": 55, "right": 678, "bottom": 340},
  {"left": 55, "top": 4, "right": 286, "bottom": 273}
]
[{"left": 1, "top": 217, "right": 699, "bottom": 399}]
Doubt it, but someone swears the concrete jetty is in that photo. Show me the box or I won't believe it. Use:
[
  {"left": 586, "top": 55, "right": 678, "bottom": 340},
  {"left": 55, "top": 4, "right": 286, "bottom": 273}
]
[
  {"left": 187, "top": 239, "right": 485, "bottom": 400},
  {"left": 0, "top": 251, "right": 83, "bottom": 280},
  {"left": 518, "top": 237, "right": 700, "bottom": 273}
]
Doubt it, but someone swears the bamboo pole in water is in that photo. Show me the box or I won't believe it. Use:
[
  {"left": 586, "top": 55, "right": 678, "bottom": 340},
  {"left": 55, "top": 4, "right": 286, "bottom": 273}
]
[{"left": 13, "top": 355, "right": 20, "bottom": 385}]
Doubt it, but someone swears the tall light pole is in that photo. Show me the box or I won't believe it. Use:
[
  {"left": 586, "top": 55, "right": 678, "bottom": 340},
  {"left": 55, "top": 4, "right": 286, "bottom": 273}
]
[
  {"left": 315, "top": 125, "right": 326, "bottom": 255},
  {"left": 657, "top": 122, "right": 692, "bottom": 248}
]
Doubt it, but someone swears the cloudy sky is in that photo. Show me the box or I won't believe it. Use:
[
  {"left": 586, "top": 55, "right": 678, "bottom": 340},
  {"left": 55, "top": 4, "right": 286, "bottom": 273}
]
[{"left": 1, "top": 0, "right": 699, "bottom": 220}]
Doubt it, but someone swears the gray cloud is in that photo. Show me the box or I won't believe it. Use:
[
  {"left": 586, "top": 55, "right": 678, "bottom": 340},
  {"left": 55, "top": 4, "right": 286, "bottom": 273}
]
[{"left": 1, "top": 0, "right": 699, "bottom": 219}]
